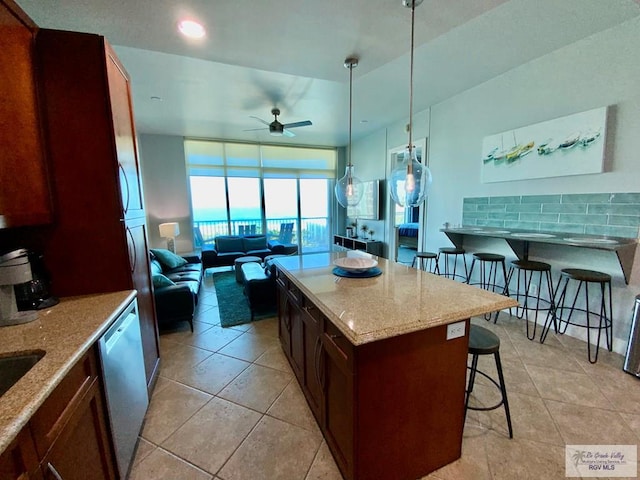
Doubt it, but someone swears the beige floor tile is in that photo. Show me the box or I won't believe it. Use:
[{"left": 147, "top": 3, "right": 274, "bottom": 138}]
[
  {"left": 159, "top": 343, "right": 213, "bottom": 380},
  {"left": 254, "top": 344, "right": 293, "bottom": 373},
  {"left": 218, "top": 363, "right": 293, "bottom": 413},
  {"left": 305, "top": 441, "right": 342, "bottom": 480},
  {"left": 218, "top": 331, "right": 280, "bottom": 362},
  {"left": 159, "top": 320, "right": 214, "bottom": 342},
  {"left": 545, "top": 399, "right": 638, "bottom": 445},
  {"left": 482, "top": 391, "right": 564, "bottom": 445},
  {"left": 426, "top": 432, "right": 491, "bottom": 480},
  {"left": 174, "top": 352, "right": 250, "bottom": 395},
  {"left": 267, "top": 381, "right": 321, "bottom": 433},
  {"left": 246, "top": 316, "right": 279, "bottom": 338},
  {"left": 142, "top": 379, "right": 212, "bottom": 444},
  {"left": 195, "top": 306, "right": 222, "bottom": 325},
  {"left": 582, "top": 363, "right": 640, "bottom": 416},
  {"left": 228, "top": 322, "right": 253, "bottom": 332},
  {"left": 187, "top": 326, "right": 244, "bottom": 352},
  {"left": 129, "top": 447, "right": 213, "bottom": 480},
  {"left": 162, "top": 397, "right": 262, "bottom": 475},
  {"left": 619, "top": 412, "right": 640, "bottom": 440},
  {"left": 132, "top": 437, "right": 155, "bottom": 467},
  {"left": 526, "top": 364, "right": 613, "bottom": 409},
  {"left": 218, "top": 415, "right": 322, "bottom": 480},
  {"left": 485, "top": 436, "right": 566, "bottom": 480},
  {"left": 512, "top": 336, "right": 584, "bottom": 373}
]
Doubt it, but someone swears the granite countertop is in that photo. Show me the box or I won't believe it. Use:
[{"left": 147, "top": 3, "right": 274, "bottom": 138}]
[
  {"left": 0, "top": 290, "right": 136, "bottom": 454},
  {"left": 274, "top": 253, "right": 517, "bottom": 346}
]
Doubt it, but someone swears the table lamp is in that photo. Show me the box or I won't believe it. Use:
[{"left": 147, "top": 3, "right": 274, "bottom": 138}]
[{"left": 159, "top": 222, "right": 180, "bottom": 253}]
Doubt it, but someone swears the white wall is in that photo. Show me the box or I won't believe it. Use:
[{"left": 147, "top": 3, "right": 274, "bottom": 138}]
[
  {"left": 348, "top": 17, "right": 640, "bottom": 354},
  {"left": 138, "top": 134, "right": 193, "bottom": 253}
]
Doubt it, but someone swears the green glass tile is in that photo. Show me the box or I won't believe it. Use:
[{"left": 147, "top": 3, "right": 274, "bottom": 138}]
[
  {"left": 608, "top": 215, "right": 640, "bottom": 227},
  {"left": 488, "top": 213, "right": 519, "bottom": 221},
  {"left": 476, "top": 204, "right": 507, "bottom": 212},
  {"left": 521, "top": 195, "right": 561, "bottom": 204},
  {"left": 559, "top": 214, "right": 607, "bottom": 225},
  {"left": 519, "top": 213, "right": 560, "bottom": 223},
  {"left": 505, "top": 204, "right": 542, "bottom": 213},
  {"left": 610, "top": 193, "right": 640, "bottom": 204},
  {"left": 479, "top": 220, "right": 505, "bottom": 227},
  {"left": 562, "top": 193, "right": 611, "bottom": 204},
  {"left": 542, "top": 204, "right": 587, "bottom": 214},
  {"left": 504, "top": 221, "right": 540, "bottom": 230},
  {"left": 489, "top": 196, "right": 521, "bottom": 204},
  {"left": 585, "top": 225, "right": 639, "bottom": 238},
  {"left": 463, "top": 203, "right": 478, "bottom": 212},
  {"left": 464, "top": 197, "right": 489, "bottom": 205},
  {"left": 589, "top": 204, "right": 640, "bottom": 215},
  {"left": 540, "top": 223, "right": 585, "bottom": 234},
  {"left": 463, "top": 213, "right": 488, "bottom": 222}
]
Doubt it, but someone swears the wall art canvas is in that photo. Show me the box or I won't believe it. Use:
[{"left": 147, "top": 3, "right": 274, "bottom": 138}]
[{"left": 481, "top": 106, "right": 608, "bottom": 183}]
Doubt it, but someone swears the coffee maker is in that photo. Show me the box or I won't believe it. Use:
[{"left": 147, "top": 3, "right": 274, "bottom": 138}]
[{"left": 5, "top": 249, "right": 59, "bottom": 312}]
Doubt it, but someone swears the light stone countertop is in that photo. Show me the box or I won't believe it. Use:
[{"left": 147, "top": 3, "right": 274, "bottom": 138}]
[
  {"left": 0, "top": 290, "right": 136, "bottom": 454},
  {"left": 274, "top": 253, "right": 518, "bottom": 346}
]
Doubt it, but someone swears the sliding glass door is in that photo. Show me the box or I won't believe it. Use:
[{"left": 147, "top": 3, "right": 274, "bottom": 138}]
[{"left": 186, "top": 140, "right": 336, "bottom": 253}]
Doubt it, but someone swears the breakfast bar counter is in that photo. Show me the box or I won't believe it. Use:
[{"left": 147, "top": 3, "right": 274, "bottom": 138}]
[{"left": 273, "top": 253, "right": 516, "bottom": 480}]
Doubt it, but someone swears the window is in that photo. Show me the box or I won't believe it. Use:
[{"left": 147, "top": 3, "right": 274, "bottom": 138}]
[{"left": 186, "top": 140, "right": 336, "bottom": 253}]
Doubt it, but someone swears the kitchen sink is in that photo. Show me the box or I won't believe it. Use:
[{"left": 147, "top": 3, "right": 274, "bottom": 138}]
[{"left": 0, "top": 350, "right": 45, "bottom": 397}]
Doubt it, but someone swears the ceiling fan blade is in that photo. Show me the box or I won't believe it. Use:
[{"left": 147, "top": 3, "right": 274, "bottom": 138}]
[
  {"left": 283, "top": 120, "right": 312, "bottom": 129},
  {"left": 283, "top": 129, "right": 296, "bottom": 138},
  {"left": 243, "top": 127, "right": 267, "bottom": 132},
  {"left": 249, "top": 115, "right": 271, "bottom": 126}
]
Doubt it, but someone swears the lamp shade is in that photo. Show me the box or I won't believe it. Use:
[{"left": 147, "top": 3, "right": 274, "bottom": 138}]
[
  {"left": 335, "top": 165, "right": 364, "bottom": 208},
  {"left": 388, "top": 146, "right": 432, "bottom": 208},
  {"left": 159, "top": 222, "right": 180, "bottom": 238}
]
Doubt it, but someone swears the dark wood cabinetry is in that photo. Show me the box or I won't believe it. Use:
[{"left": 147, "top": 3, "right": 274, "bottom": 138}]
[
  {"left": 33, "top": 29, "right": 159, "bottom": 390},
  {"left": 333, "top": 235, "right": 383, "bottom": 257},
  {"left": 0, "top": 0, "right": 51, "bottom": 228},
  {"left": 0, "top": 349, "right": 115, "bottom": 480},
  {"left": 276, "top": 266, "right": 469, "bottom": 480}
]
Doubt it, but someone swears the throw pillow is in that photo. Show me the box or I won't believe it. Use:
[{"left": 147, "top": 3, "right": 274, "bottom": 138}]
[
  {"left": 244, "top": 236, "right": 267, "bottom": 251},
  {"left": 152, "top": 274, "right": 176, "bottom": 288},
  {"left": 215, "top": 236, "right": 244, "bottom": 253},
  {"left": 150, "top": 248, "right": 188, "bottom": 269}
]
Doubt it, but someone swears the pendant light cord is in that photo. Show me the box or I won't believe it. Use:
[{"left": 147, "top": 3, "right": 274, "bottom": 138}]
[
  {"left": 348, "top": 61, "right": 353, "bottom": 171},
  {"left": 408, "top": 0, "right": 415, "bottom": 154}
]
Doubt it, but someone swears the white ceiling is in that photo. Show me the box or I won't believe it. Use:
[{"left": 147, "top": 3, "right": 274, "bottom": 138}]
[{"left": 17, "top": 0, "right": 640, "bottom": 147}]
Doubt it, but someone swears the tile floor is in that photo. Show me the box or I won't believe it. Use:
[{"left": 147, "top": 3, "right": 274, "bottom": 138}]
[{"left": 130, "top": 268, "right": 640, "bottom": 480}]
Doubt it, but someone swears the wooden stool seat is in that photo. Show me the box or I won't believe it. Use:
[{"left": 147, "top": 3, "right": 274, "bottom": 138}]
[{"left": 412, "top": 251, "right": 439, "bottom": 273}]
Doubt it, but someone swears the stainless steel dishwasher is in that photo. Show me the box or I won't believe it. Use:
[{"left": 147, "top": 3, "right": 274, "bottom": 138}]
[{"left": 98, "top": 298, "right": 149, "bottom": 478}]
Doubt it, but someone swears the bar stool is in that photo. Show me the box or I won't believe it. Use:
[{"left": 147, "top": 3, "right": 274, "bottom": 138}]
[
  {"left": 464, "top": 324, "right": 513, "bottom": 438},
  {"left": 467, "top": 253, "right": 509, "bottom": 322},
  {"left": 541, "top": 268, "right": 613, "bottom": 363},
  {"left": 411, "top": 251, "right": 439, "bottom": 274},
  {"left": 504, "top": 260, "right": 555, "bottom": 341},
  {"left": 437, "top": 247, "right": 468, "bottom": 282}
]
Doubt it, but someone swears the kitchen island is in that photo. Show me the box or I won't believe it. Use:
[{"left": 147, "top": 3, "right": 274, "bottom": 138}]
[{"left": 273, "top": 253, "right": 516, "bottom": 480}]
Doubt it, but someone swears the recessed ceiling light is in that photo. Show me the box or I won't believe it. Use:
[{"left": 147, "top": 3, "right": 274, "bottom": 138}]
[{"left": 178, "top": 19, "right": 206, "bottom": 39}]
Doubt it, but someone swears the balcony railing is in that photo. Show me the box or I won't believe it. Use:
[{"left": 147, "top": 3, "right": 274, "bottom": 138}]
[{"left": 193, "top": 217, "right": 331, "bottom": 253}]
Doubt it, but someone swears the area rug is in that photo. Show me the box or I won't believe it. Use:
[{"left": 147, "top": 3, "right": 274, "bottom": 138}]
[{"left": 212, "top": 270, "right": 276, "bottom": 327}]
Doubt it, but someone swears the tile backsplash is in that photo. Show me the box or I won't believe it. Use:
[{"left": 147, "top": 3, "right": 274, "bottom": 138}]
[{"left": 463, "top": 193, "right": 640, "bottom": 238}]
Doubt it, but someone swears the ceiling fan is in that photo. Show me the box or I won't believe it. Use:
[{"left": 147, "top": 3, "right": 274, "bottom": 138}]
[{"left": 246, "top": 108, "right": 312, "bottom": 137}]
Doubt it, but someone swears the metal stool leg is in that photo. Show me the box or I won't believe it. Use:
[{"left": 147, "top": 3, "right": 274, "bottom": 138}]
[{"left": 494, "top": 351, "right": 513, "bottom": 439}]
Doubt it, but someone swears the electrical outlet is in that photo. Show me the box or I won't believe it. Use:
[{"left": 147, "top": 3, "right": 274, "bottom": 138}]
[
  {"left": 446, "top": 321, "right": 465, "bottom": 340},
  {"left": 528, "top": 284, "right": 538, "bottom": 296}
]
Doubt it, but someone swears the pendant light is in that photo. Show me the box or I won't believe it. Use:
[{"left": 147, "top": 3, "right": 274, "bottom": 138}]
[
  {"left": 335, "top": 57, "right": 364, "bottom": 208},
  {"left": 389, "top": 0, "right": 432, "bottom": 208}
]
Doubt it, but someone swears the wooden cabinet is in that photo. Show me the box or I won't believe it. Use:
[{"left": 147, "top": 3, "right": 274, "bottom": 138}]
[
  {"left": 33, "top": 29, "right": 159, "bottom": 390},
  {"left": 0, "top": 0, "right": 51, "bottom": 228},
  {"left": 0, "top": 428, "right": 40, "bottom": 480},
  {"left": 333, "top": 235, "right": 383, "bottom": 257},
  {"left": 276, "top": 266, "right": 470, "bottom": 480},
  {"left": 0, "top": 349, "right": 116, "bottom": 480},
  {"left": 275, "top": 270, "right": 303, "bottom": 380}
]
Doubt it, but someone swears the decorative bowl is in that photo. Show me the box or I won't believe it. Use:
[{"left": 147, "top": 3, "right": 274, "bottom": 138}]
[{"left": 333, "top": 256, "right": 378, "bottom": 273}]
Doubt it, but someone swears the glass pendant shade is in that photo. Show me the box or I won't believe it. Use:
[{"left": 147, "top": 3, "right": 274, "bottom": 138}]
[
  {"left": 335, "top": 165, "right": 364, "bottom": 208},
  {"left": 388, "top": 147, "right": 432, "bottom": 208}
]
